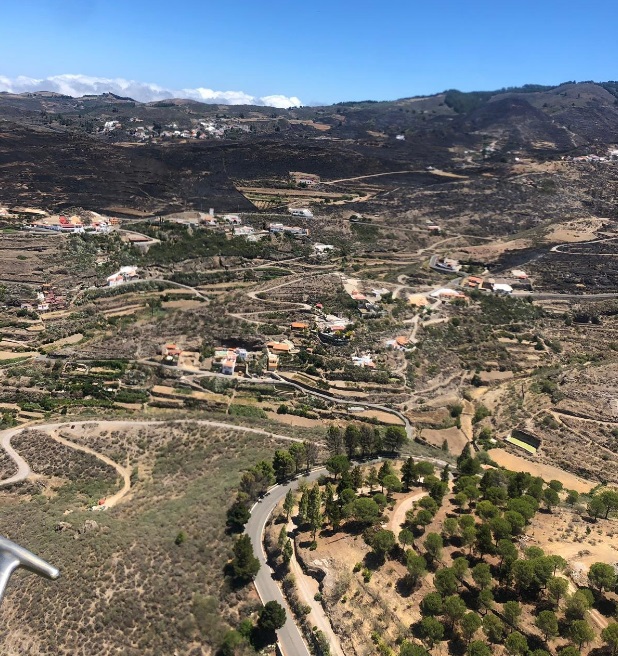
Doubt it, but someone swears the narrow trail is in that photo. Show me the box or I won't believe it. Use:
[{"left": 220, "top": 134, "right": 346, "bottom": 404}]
[
  {"left": 48, "top": 429, "right": 131, "bottom": 507},
  {"left": 0, "top": 419, "right": 311, "bottom": 493},
  {"left": 0, "top": 426, "right": 31, "bottom": 487},
  {"left": 287, "top": 520, "right": 346, "bottom": 656},
  {"left": 387, "top": 491, "right": 427, "bottom": 537},
  {"left": 460, "top": 400, "right": 475, "bottom": 444}
]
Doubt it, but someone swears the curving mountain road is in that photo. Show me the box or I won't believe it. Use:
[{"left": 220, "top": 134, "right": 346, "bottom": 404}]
[{"left": 246, "top": 470, "right": 325, "bottom": 656}]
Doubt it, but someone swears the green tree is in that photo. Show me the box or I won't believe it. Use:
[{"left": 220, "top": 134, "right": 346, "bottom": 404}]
[
  {"left": 434, "top": 567, "right": 458, "bottom": 596},
  {"left": 558, "top": 648, "right": 580, "bottom": 656},
  {"left": 283, "top": 489, "right": 295, "bottom": 520},
  {"left": 288, "top": 442, "right": 306, "bottom": 474},
  {"left": 406, "top": 552, "right": 427, "bottom": 586},
  {"left": 566, "top": 490, "right": 580, "bottom": 506},
  {"left": 416, "top": 508, "right": 434, "bottom": 529},
  {"left": 419, "top": 616, "right": 444, "bottom": 648},
  {"left": 443, "top": 595, "right": 467, "bottom": 629},
  {"left": 307, "top": 484, "right": 323, "bottom": 542},
  {"left": 477, "top": 589, "right": 494, "bottom": 616},
  {"left": 383, "top": 473, "right": 402, "bottom": 497},
  {"left": 503, "top": 511, "right": 526, "bottom": 535},
  {"left": 366, "top": 466, "right": 380, "bottom": 492},
  {"left": 424, "top": 532, "right": 443, "bottom": 565},
  {"left": 258, "top": 600, "right": 286, "bottom": 632},
  {"left": 476, "top": 500, "right": 499, "bottom": 521},
  {"left": 344, "top": 424, "right": 360, "bottom": 459},
  {"left": 399, "top": 528, "right": 415, "bottom": 548},
  {"left": 326, "top": 424, "right": 343, "bottom": 455},
  {"left": 351, "top": 465, "right": 364, "bottom": 491},
  {"left": 344, "top": 497, "right": 381, "bottom": 526},
  {"left": 282, "top": 538, "right": 293, "bottom": 565},
  {"left": 505, "top": 631, "right": 528, "bottom": 656},
  {"left": 420, "top": 591, "right": 444, "bottom": 616},
  {"left": 587, "top": 495, "right": 607, "bottom": 521},
  {"left": 400, "top": 641, "right": 430, "bottom": 656},
  {"left": 588, "top": 561, "right": 617, "bottom": 594},
  {"left": 453, "top": 556, "right": 469, "bottom": 583},
  {"left": 298, "top": 488, "right": 309, "bottom": 524},
  {"left": 568, "top": 619, "right": 594, "bottom": 649},
  {"left": 472, "top": 563, "right": 492, "bottom": 590},
  {"left": 226, "top": 498, "right": 251, "bottom": 532},
  {"left": 367, "top": 529, "right": 395, "bottom": 562},
  {"left": 358, "top": 424, "right": 374, "bottom": 458},
  {"left": 467, "top": 640, "right": 492, "bottom": 656},
  {"left": 565, "top": 590, "right": 593, "bottom": 621},
  {"left": 489, "top": 516, "right": 512, "bottom": 543},
  {"left": 497, "top": 539, "right": 518, "bottom": 567},
  {"left": 272, "top": 450, "right": 295, "bottom": 483},
  {"left": 378, "top": 461, "right": 395, "bottom": 490},
  {"left": 512, "top": 559, "right": 536, "bottom": 593},
  {"left": 475, "top": 524, "right": 495, "bottom": 556},
  {"left": 547, "top": 576, "right": 569, "bottom": 606},
  {"left": 219, "top": 629, "right": 246, "bottom": 656},
  {"left": 401, "top": 457, "right": 418, "bottom": 490},
  {"left": 443, "top": 517, "right": 459, "bottom": 541},
  {"left": 535, "top": 610, "right": 559, "bottom": 641},
  {"left": 326, "top": 454, "right": 350, "bottom": 480},
  {"left": 482, "top": 613, "right": 505, "bottom": 643},
  {"left": 600, "top": 489, "right": 618, "bottom": 518},
  {"left": 502, "top": 601, "right": 522, "bottom": 631},
  {"left": 461, "top": 612, "right": 482, "bottom": 644},
  {"left": 543, "top": 487, "right": 560, "bottom": 512},
  {"left": 461, "top": 526, "right": 477, "bottom": 554},
  {"left": 383, "top": 425, "right": 407, "bottom": 452},
  {"left": 230, "top": 534, "right": 260, "bottom": 583},
  {"left": 602, "top": 623, "right": 618, "bottom": 656}
]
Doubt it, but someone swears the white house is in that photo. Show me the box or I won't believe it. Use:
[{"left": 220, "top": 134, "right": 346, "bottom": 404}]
[
  {"left": 289, "top": 208, "right": 313, "bottom": 218},
  {"left": 106, "top": 266, "right": 139, "bottom": 288},
  {"left": 313, "top": 243, "right": 335, "bottom": 256}
]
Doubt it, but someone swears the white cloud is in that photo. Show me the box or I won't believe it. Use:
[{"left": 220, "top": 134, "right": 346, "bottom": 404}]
[{"left": 0, "top": 73, "right": 303, "bottom": 108}]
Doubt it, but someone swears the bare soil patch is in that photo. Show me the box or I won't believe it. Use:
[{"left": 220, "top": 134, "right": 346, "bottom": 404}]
[{"left": 489, "top": 447, "right": 594, "bottom": 492}]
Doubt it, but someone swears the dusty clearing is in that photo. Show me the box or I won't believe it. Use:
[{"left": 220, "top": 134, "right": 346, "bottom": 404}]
[
  {"left": 489, "top": 448, "right": 595, "bottom": 492},
  {"left": 526, "top": 507, "right": 618, "bottom": 572},
  {"left": 0, "top": 350, "right": 38, "bottom": 360},
  {"left": 420, "top": 426, "right": 468, "bottom": 455}
]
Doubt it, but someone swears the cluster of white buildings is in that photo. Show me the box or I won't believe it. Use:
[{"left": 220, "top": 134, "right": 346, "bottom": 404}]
[
  {"left": 268, "top": 223, "right": 309, "bottom": 237},
  {"left": 106, "top": 266, "right": 139, "bottom": 288}
]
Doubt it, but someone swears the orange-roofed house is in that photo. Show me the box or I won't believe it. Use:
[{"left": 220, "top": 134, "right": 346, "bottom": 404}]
[
  {"left": 162, "top": 343, "right": 182, "bottom": 357},
  {"left": 267, "top": 341, "right": 293, "bottom": 353},
  {"left": 395, "top": 336, "right": 409, "bottom": 347},
  {"left": 290, "top": 322, "right": 309, "bottom": 331}
]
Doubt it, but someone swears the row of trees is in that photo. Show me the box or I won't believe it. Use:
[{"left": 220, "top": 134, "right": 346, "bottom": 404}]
[{"left": 326, "top": 423, "right": 408, "bottom": 459}]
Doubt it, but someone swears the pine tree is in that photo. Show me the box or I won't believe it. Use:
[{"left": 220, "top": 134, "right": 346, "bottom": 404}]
[
  {"left": 326, "top": 425, "right": 343, "bottom": 455},
  {"left": 307, "top": 484, "right": 323, "bottom": 542},
  {"left": 230, "top": 534, "right": 260, "bottom": 582},
  {"left": 366, "top": 466, "right": 380, "bottom": 492},
  {"left": 283, "top": 489, "right": 295, "bottom": 520},
  {"left": 298, "top": 488, "right": 309, "bottom": 525}
]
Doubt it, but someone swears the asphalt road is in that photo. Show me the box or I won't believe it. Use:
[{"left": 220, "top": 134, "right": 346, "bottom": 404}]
[
  {"left": 245, "top": 469, "right": 324, "bottom": 656},
  {"left": 244, "top": 452, "right": 451, "bottom": 656}
]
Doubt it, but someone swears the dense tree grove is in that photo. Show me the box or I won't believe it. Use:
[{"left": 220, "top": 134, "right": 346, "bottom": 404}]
[{"left": 223, "top": 422, "right": 618, "bottom": 656}]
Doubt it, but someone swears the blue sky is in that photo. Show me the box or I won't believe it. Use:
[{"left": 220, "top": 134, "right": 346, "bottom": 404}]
[{"left": 1, "top": 0, "right": 617, "bottom": 106}]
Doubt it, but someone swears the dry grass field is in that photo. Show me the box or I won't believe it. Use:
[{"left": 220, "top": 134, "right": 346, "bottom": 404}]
[{"left": 0, "top": 421, "right": 288, "bottom": 656}]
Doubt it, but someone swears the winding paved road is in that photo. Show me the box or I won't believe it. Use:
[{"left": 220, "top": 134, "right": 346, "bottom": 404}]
[{"left": 246, "top": 470, "right": 324, "bottom": 656}]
